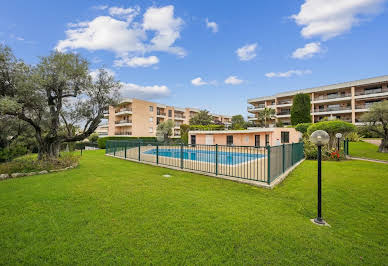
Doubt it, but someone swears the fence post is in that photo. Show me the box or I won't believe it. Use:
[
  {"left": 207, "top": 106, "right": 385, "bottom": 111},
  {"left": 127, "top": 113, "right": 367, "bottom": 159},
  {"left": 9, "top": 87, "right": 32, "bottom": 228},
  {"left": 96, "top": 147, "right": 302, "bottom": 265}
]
[
  {"left": 156, "top": 143, "right": 159, "bottom": 165},
  {"left": 343, "top": 139, "right": 347, "bottom": 155},
  {"left": 266, "top": 146, "right": 271, "bottom": 184},
  {"left": 215, "top": 144, "right": 218, "bottom": 175},
  {"left": 346, "top": 139, "right": 349, "bottom": 155},
  {"left": 124, "top": 142, "right": 127, "bottom": 159},
  {"left": 114, "top": 142, "right": 116, "bottom": 157},
  {"left": 180, "top": 143, "right": 184, "bottom": 169},
  {"left": 138, "top": 141, "right": 141, "bottom": 161},
  {"left": 291, "top": 143, "right": 294, "bottom": 165},
  {"left": 282, "top": 143, "right": 285, "bottom": 173}
]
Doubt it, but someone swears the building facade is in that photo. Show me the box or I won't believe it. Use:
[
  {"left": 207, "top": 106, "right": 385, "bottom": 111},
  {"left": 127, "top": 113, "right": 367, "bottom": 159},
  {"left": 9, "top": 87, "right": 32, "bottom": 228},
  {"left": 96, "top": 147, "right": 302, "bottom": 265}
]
[
  {"left": 97, "top": 98, "right": 232, "bottom": 137},
  {"left": 247, "top": 75, "right": 388, "bottom": 126}
]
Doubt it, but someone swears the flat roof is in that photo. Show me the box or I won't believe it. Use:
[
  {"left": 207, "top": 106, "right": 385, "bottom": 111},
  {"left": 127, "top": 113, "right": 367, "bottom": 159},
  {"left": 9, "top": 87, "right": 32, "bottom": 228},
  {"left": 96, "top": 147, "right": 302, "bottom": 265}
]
[
  {"left": 189, "top": 128, "right": 276, "bottom": 134},
  {"left": 248, "top": 75, "right": 388, "bottom": 103}
]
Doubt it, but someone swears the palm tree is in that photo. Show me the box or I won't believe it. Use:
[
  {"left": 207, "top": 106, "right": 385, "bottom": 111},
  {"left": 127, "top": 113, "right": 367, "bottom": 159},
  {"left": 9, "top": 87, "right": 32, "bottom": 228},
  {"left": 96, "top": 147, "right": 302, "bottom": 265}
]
[{"left": 257, "top": 108, "right": 275, "bottom": 127}]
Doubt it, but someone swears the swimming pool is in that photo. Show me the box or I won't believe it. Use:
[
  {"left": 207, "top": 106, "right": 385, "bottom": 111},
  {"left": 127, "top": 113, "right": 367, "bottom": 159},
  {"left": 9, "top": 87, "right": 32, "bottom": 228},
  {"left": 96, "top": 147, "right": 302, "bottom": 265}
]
[{"left": 143, "top": 148, "right": 265, "bottom": 165}]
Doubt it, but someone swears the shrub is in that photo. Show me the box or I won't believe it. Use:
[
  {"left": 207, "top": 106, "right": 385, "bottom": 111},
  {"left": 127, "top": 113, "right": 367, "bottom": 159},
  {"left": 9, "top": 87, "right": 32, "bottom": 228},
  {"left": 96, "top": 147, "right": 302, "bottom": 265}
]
[
  {"left": 295, "top": 123, "right": 312, "bottom": 134},
  {"left": 88, "top": 133, "right": 99, "bottom": 143},
  {"left": 189, "top": 124, "right": 225, "bottom": 131},
  {"left": 180, "top": 124, "right": 190, "bottom": 144},
  {"left": 0, "top": 144, "right": 28, "bottom": 162},
  {"left": 0, "top": 152, "right": 80, "bottom": 174},
  {"left": 346, "top": 132, "right": 361, "bottom": 142},
  {"left": 303, "top": 136, "right": 346, "bottom": 160},
  {"left": 307, "top": 120, "right": 356, "bottom": 150},
  {"left": 291, "top": 93, "right": 311, "bottom": 125},
  {"left": 97, "top": 136, "right": 158, "bottom": 149},
  {"left": 357, "top": 125, "right": 382, "bottom": 138}
]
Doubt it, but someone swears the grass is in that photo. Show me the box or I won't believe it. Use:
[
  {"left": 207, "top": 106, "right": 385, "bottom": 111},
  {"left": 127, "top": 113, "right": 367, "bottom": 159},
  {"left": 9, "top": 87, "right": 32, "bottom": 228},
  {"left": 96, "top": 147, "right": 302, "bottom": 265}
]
[
  {"left": 350, "top": 141, "right": 388, "bottom": 161},
  {"left": 0, "top": 150, "right": 387, "bottom": 264}
]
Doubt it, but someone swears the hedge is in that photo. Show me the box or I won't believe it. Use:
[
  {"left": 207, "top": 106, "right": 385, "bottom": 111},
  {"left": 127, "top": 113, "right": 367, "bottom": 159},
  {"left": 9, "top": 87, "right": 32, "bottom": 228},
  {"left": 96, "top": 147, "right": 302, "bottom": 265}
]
[
  {"left": 189, "top": 124, "right": 225, "bottom": 131},
  {"left": 97, "top": 137, "right": 157, "bottom": 149},
  {"left": 295, "top": 123, "right": 312, "bottom": 134}
]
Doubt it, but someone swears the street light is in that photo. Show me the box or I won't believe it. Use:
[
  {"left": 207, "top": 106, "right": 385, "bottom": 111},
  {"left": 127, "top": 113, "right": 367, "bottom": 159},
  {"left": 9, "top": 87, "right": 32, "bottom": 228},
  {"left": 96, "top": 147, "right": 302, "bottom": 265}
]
[
  {"left": 310, "top": 130, "right": 330, "bottom": 226},
  {"left": 335, "top": 133, "right": 342, "bottom": 151}
]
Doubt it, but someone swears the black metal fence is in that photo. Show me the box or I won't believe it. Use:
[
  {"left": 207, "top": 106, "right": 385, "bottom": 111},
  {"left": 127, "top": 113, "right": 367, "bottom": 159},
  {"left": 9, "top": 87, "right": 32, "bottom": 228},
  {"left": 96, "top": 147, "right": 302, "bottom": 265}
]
[{"left": 106, "top": 141, "right": 304, "bottom": 185}]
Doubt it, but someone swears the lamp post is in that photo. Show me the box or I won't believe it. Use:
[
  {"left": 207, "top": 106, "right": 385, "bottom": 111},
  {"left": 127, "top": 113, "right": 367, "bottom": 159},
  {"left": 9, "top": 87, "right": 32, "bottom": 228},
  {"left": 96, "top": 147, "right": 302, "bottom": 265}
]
[
  {"left": 310, "top": 130, "right": 330, "bottom": 226},
  {"left": 335, "top": 133, "right": 342, "bottom": 151}
]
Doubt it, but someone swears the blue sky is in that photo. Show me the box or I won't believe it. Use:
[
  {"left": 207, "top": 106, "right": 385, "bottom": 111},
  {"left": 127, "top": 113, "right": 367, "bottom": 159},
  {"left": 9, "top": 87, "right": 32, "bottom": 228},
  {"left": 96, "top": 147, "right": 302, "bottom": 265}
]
[{"left": 1, "top": 0, "right": 387, "bottom": 116}]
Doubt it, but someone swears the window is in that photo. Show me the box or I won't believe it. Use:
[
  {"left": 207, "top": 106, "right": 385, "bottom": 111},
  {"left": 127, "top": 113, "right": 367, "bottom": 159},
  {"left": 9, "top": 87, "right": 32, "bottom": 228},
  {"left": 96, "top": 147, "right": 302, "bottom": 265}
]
[
  {"left": 255, "top": 135, "right": 260, "bottom": 147},
  {"left": 191, "top": 135, "right": 196, "bottom": 145},
  {"left": 149, "top": 117, "right": 153, "bottom": 122},
  {"left": 227, "top": 135, "right": 233, "bottom": 145},
  {"left": 168, "top": 110, "right": 172, "bottom": 117},
  {"left": 245, "top": 136, "right": 249, "bottom": 143},
  {"left": 149, "top": 127, "right": 153, "bottom": 133},
  {"left": 149, "top": 106, "right": 153, "bottom": 112},
  {"left": 265, "top": 134, "right": 269, "bottom": 146},
  {"left": 281, "top": 132, "right": 289, "bottom": 144}
]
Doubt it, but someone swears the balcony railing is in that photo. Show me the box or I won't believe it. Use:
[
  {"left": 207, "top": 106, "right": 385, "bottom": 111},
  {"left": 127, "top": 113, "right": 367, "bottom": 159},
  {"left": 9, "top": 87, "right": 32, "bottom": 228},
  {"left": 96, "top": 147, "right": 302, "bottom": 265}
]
[
  {"left": 278, "top": 100, "right": 292, "bottom": 105},
  {"left": 174, "top": 115, "right": 186, "bottom": 119},
  {"left": 115, "top": 132, "right": 132, "bottom": 135},
  {"left": 355, "top": 88, "right": 387, "bottom": 96},
  {"left": 314, "top": 106, "right": 352, "bottom": 113},
  {"left": 277, "top": 111, "right": 290, "bottom": 115},
  {"left": 248, "top": 104, "right": 265, "bottom": 110},
  {"left": 115, "top": 120, "right": 132, "bottom": 124},
  {"left": 157, "top": 112, "right": 166, "bottom": 116},
  {"left": 115, "top": 108, "right": 132, "bottom": 113},
  {"left": 314, "top": 93, "right": 351, "bottom": 101}
]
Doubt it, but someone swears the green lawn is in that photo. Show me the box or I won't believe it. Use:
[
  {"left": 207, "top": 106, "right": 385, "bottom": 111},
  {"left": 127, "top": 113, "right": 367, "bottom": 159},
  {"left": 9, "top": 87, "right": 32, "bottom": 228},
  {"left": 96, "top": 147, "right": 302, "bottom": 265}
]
[
  {"left": 350, "top": 141, "right": 388, "bottom": 161},
  {"left": 0, "top": 150, "right": 387, "bottom": 264}
]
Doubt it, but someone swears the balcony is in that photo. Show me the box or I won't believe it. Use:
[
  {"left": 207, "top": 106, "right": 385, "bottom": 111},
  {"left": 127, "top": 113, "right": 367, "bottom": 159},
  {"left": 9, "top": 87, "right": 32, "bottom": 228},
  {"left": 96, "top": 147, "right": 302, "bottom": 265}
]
[
  {"left": 276, "top": 110, "right": 291, "bottom": 118},
  {"left": 247, "top": 115, "right": 258, "bottom": 121},
  {"left": 313, "top": 93, "right": 352, "bottom": 103},
  {"left": 355, "top": 102, "right": 379, "bottom": 111},
  {"left": 313, "top": 106, "right": 352, "bottom": 115},
  {"left": 115, "top": 120, "right": 132, "bottom": 126},
  {"left": 277, "top": 100, "right": 292, "bottom": 107},
  {"left": 247, "top": 105, "right": 265, "bottom": 112},
  {"left": 99, "top": 123, "right": 109, "bottom": 128},
  {"left": 174, "top": 115, "right": 186, "bottom": 120},
  {"left": 115, "top": 108, "right": 132, "bottom": 116},
  {"left": 355, "top": 88, "right": 388, "bottom": 99},
  {"left": 103, "top": 111, "right": 109, "bottom": 118},
  {"left": 115, "top": 132, "right": 132, "bottom": 136},
  {"left": 157, "top": 112, "right": 166, "bottom": 117}
]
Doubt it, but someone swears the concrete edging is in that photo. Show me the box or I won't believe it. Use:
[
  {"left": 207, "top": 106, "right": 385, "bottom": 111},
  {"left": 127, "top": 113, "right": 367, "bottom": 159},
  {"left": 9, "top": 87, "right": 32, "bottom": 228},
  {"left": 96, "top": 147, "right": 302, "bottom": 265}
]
[
  {"left": 347, "top": 156, "right": 388, "bottom": 164},
  {"left": 0, "top": 163, "right": 79, "bottom": 181},
  {"left": 105, "top": 154, "right": 304, "bottom": 189}
]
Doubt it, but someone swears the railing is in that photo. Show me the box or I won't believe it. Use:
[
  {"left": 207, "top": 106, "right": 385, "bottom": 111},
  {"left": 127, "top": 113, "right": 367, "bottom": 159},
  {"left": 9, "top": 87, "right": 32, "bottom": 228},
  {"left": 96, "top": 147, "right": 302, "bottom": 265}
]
[
  {"left": 157, "top": 112, "right": 166, "bottom": 116},
  {"left": 115, "top": 120, "right": 132, "bottom": 124},
  {"left": 277, "top": 111, "right": 290, "bottom": 115},
  {"left": 115, "top": 108, "right": 132, "bottom": 113},
  {"left": 314, "top": 106, "right": 352, "bottom": 113},
  {"left": 314, "top": 93, "right": 351, "bottom": 101},
  {"left": 355, "top": 88, "right": 386, "bottom": 96},
  {"left": 278, "top": 100, "right": 292, "bottom": 105},
  {"left": 115, "top": 132, "right": 132, "bottom": 135},
  {"left": 174, "top": 115, "right": 186, "bottom": 119},
  {"left": 105, "top": 141, "right": 304, "bottom": 185},
  {"left": 248, "top": 105, "right": 265, "bottom": 110}
]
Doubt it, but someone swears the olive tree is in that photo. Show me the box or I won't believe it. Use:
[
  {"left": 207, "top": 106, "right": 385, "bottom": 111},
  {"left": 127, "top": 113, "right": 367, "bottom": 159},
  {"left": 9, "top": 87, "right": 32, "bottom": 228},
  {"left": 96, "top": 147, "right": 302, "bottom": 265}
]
[
  {"left": 156, "top": 120, "right": 174, "bottom": 142},
  {"left": 361, "top": 100, "right": 388, "bottom": 153},
  {"left": 0, "top": 45, "right": 120, "bottom": 159}
]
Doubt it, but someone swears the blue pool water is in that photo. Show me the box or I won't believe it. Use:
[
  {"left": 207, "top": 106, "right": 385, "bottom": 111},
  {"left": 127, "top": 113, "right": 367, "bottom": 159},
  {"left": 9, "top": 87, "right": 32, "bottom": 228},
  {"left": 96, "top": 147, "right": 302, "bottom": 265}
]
[{"left": 143, "top": 148, "right": 264, "bottom": 165}]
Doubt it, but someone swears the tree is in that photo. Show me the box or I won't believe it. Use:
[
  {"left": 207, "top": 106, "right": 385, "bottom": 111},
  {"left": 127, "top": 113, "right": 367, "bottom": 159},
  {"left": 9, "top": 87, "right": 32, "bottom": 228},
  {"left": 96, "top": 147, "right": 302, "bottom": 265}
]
[
  {"left": 307, "top": 120, "right": 355, "bottom": 150},
  {"left": 180, "top": 124, "right": 190, "bottom": 144},
  {"left": 0, "top": 45, "right": 120, "bottom": 159},
  {"left": 361, "top": 100, "right": 388, "bottom": 153},
  {"left": 231, "top": 115, "right": 246, "bottom": 129},
  {"left": 291, "top": 93, "right": 311, "bottom": 125},
  {"left": 88, "top": 133, "right": 99, "bottom": 143},
  {"left": 189, "top": 110, "right": 213, "bottom": 125},
  {"left": 156, "top": 120, "right": 174, "bottom": 142},
  {"left": 257, "top": 108, "right": 275, "bottom": 127}
]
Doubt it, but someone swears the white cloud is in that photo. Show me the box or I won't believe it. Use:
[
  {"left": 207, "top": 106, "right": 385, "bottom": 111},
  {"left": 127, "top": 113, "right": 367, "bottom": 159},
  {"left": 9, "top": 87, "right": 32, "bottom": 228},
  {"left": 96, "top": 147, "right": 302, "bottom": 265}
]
[
  {"left": 93, "top": 5, "right": 108, "bottom": 10},
  {"left": 291, "top": 0, "right": 385, "bottom": 40},
  {"left": 56, "top": 5, "right": 184, "bottom": 67},
  {"left": 206, "top": 19, "right": 218, "bottom": 33},
  {"left": 265, "top": 69, "right": 312, "bottom": 78},
  {"left": 114, "top": 55, "right": 159, "bottom": 67},
  {"left": 89, "top": 68, "right": 116, "bottom": 81},
  {"left": 120, "top": 83, "right": 170, "bottom": 99},
  {"left": 292, "top": 42, "right": 322, "bottom": 59},
  {"left": 236, "top": 43, "right": 257, "bottom": 61},
  {"left": 191, "top": 77, "right": 207, "bottom": 86},
  {"left": 224, "top": 76, "right": 243, "bottom": 85}
]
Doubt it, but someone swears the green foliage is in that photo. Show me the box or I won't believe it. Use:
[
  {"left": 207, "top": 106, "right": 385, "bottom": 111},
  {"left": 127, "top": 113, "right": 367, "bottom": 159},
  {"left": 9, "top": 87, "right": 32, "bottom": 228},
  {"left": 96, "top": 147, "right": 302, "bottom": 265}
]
[
  {"left": 257, "top": 108, "right": 275, "bottom": 127},
  {"left": 231, "top": 115, "right": 246, "bottom": 129},
  {"left": 302, "top": 135, "right": 345, "bottom": 160},
  {"left": 156, "top": 120, "right": 174, "bottom": 142},
  {"left": 189, "top": 110, "right": 213, "bottom": 125},
  {"left": 98, "top": 137, "right": 158, "bottom": 149},
  {"left": 346, "top": 132, "right": 360, "bottom": 142},
  {"left": 0, "top": 152, "right": 79, "bottom": 174},
  {"left": 295, "top": 123, "right": 312, "bottom": 134},
  {"left": 275, "top": 121, "right": 284, "bottom": 128},
  {"left": 88, "top": 133, "right": 99, "bottom": 143},
  {"left": 180, "top": 124, "right": 190, "bottom": 144},
  {"left": 307, "top": 120, "right": 356, "bottom": 149},
  {"left": 291, "top": 93, "right": 311, "bottom": 125},
  {"left": 0, "top": 144, "right": 28, "bottom": 162},
  {"left": 357, "top": 125, "right": 381, "bottom": 138},
  {"left": 189, "top": 124, "right": 225, "bottom": 131}
]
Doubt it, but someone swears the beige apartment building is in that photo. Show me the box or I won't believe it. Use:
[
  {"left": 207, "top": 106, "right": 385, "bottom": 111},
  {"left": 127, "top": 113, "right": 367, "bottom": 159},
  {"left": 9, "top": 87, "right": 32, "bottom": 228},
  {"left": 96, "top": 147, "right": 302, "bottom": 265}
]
[
  {"left": 247, "top": 75, "right": 388, "bottom": 126},
  {"left": 97, "top": 98, "right": 232, "bottom": 138}
]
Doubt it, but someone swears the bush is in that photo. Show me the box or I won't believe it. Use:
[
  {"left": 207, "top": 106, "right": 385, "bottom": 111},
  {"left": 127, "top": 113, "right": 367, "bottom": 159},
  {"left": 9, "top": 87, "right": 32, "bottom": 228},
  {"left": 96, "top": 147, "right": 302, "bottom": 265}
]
[
  {"left": 295, "top": 123, "right": 312, "bottom": 134},
  {"left": 0, "top": 152, "right": 80, "bottom": 174},
  {"left": 88, "top": 133, "right": 99, "bottom": 143},
  {"left": 357, "top": 125, "right": 382, "bottom": 138},
  {"left": 97, "top": 136, "right": 158, "bottom": 149},
  {"left": 303, "top": 136, "right": 346, "bottom": 160},
  {"left": 189, "top": 124, "right": 225, "bottom": 131},
  {"left": 346, "top": 132, "right": 361, "bottom": 142},
  {"left": 180, "top": 124, "right": 190, "bottom": 144},
  {"left": 307, "top": 120, "right": 356, "bottom": 150},
  {"left": 0, "top": 144, "right": 28, "bottom": 162},
  {"left": 74, "top": 142, "right": 98, "bottom": 150}
]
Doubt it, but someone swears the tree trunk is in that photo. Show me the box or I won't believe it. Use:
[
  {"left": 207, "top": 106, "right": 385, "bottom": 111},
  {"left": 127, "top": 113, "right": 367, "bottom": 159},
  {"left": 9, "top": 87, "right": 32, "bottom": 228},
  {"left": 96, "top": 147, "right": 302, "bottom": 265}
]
[
  {"left": 38, "top": 141, "right": 61, "bottom": 160},
  {"left": 378, "top": 137, "right": 388, "bottom": 153}
]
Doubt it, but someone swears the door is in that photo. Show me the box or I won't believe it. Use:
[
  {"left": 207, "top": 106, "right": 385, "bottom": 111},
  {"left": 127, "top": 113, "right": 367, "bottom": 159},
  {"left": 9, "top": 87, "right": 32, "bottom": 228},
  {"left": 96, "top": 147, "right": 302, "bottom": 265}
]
[
  {"left": 265, "top": 134, "right": 270, "bottom": 146},
  {"left": 205, "top": 135, "right": 213, "bottom": 145},
  {"left": 255, "top": 135, "right": 260, "bottom": 147},
  {"left": 190, "top": 135, "right": 196, "bottom": 145}
]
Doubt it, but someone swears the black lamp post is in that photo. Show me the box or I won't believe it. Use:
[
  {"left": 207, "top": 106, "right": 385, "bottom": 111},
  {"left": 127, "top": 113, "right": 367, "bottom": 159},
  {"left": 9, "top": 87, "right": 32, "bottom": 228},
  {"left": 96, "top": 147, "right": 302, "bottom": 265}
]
[
  {"left": 310, "top": 130, "right": 330, "bottom": 226},
  {"left": 336, "top": 133, "right": 343, "bottom": 151}
]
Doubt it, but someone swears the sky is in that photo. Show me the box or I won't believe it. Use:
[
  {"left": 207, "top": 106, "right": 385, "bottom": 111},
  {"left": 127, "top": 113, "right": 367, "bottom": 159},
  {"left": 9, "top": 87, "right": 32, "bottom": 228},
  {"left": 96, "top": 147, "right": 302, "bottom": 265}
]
[{"left": 1, "top": 0, "right": 388, "bottom": 117}]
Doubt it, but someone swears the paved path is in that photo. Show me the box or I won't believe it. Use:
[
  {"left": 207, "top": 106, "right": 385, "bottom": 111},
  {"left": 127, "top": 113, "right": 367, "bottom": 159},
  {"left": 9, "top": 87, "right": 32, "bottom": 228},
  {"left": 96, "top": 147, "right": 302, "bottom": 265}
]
[
  {"left": 362, "top": 139, "right": 382, "bottom": 146},
  {"left": 348, "top": 156, "right": 388, "bottom": 164}
]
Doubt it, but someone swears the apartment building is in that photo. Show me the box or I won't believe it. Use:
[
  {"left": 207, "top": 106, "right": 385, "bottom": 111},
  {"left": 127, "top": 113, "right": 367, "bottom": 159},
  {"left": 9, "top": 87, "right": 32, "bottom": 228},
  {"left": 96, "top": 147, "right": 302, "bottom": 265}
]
[
  {"left": 247, "top": 75, "right": 388, "bottom": 126},
  {"left": 97, "top": 98, "right": 232, "bottom": 137}
]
